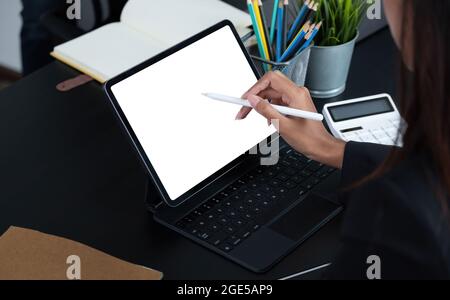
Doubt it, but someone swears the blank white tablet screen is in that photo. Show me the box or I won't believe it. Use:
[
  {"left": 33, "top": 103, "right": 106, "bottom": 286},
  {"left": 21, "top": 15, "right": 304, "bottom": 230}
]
[{"left": 111, "top": 26, "right": 276, "bottom": 201}]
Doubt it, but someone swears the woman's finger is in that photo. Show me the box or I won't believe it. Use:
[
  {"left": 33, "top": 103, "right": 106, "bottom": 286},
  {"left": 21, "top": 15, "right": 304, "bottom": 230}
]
[
  {"left": 247, "top": 95, "right": 287, "bottom": 127},
  {"left": 235, "top": 106, "right": 252, "bottom": 120}
]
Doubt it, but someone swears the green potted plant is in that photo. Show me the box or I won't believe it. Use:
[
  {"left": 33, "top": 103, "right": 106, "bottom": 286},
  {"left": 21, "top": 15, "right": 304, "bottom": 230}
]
[{"left": 304, "top": 0, "right": 367, "bottom": 98}]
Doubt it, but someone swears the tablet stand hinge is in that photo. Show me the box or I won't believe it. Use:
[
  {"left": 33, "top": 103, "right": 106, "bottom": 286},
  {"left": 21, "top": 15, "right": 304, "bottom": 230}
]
[{"left": 145, "top": 179, "right": 164, "bottom": 214}]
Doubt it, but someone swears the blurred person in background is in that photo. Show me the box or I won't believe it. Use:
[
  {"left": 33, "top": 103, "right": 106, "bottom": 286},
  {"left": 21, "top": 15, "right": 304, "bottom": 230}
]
[
  {"left": 20, "top": 0, "right": 127, "bottom": 75},
  {"left": 21, "top": 0, "right": 63, "bottom": 75}
]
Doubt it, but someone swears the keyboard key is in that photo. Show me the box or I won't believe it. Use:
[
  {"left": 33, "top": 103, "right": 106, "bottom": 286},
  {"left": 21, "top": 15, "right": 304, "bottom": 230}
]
[
  {"left": 240, "top": 231, "right": 251, "bottom": 239},
  {"left": 237, "top": 179, "right": 247, "bottom": 185},
  {"left": 252, "top": 207, "right": 262, "bottom": 214},
  {"left": 284, "top": 167, "right": 297, "bottom": 175},
  {"left": 268, "top": 193, "right": 279, "bottom": 201},
  {"left": 208, "top": 223, "right": 222, "bottom": 232},
  {"left": 250, "top": 182, "right": 260, "bottom": 189},
  {"left": 276, "top": 173, "right": 289, "bottom": 182},
  {"left": 219, "top": 191, "right": 230, "bottom": 198},
  {"left": 225, "top": 226, "right": 235, "bottom": 233},
  {"left": 196, "top": 220, "right": 207, "bottom": 227},
  {"left": 269, "top": 180, "right": 281, "bottom": 187},
  {"left": 219, "top": 217, "right": 229, "bottom": 224},
  {"left": 287, "top": 155, "right": 299, "bottom": 162},
  {"left": 176, "top": 221, "right": 187, "bottom": 229},
  {"left": 219, "top": 243, "right": 234, "bottom": 252},
  {"left": 224, "top": 201, "right": 233, "bottom": 207},
  {"left": 212, "top": 197, "right": 224, "bottom": 206},
  {"left": 192, "top": 209, "right": 204, "bottom": 217},
  {"left": 301, "top": 177, "right": 320, "bottom": 190},
  {"left": 294, "top": 161, "right": 307, "bottom": 170},
  {"left": 240, "top": 188, "right": 251, "bottom": 195},
  {"left": 261, "top": 186, "right": 272, "bottom": 193},
  {"left": 277, "top": 188, "right": 287, "bottom": 195},
  {"left": 258, "top": 176, "right": 269, "bottom": 184},
  {"left": 245, "top": 198, "right": 256, "bottom": 206},
  {"left": 182, "top": 215, "right": 195, "bottom": 224},
  {"left": 291, "top": 175, "right": 305, "bottom": 184},
  {"left": 231, "top": 238, "right": 242, "bottom": 246},
  {"left": 233, "top": 219, "right": 246, "bottom": 227},
  {"left": 252, "top": 224, "right": 261, "bottom": 231},
  {"left": 226, "top": 210, "right": 239, "bottom": 218},
  {"left": 299, "top": 170, "right": 312, "bottom": 177},
  {"left": 209, "top": 231, "right": 229, "bottom": 246},
  {"left": 260, "top": 200, "right": 271, "bottom": 208},
  {"left": 254, "top": 192, "right": 265, "bottom": 200},
  {"left": 214, "top": 207, "right": 225, "bottom": 214},
  {"left": 284, "top": 181, "right": 297, "bottom": 189},
  {"left": 325, "top": 166, "right": 335, "bottom": 174},
  {"left": 306, "top": 161, "right": 323, "bottom": 172},
  {"left": 265, "top": 170, "right": 277, "bottom": 177},
  {"left": 205, "top": 213, "right": 216, "bottom": 221},
  {"left": 281, "top": 160, "right": 293, "bottom": 167},
  {"left": 298, "top": 189, "right": 307, "bottom": 197},
  {"left": 199, "top": 232, "right": 210, "bottom": 240},
  {"left": 231, "top": 194, "right": 242, "bottom": 202},
  {"left": 237, "top": 204, "right": 246, "bottom": 212},
  {"left": 243, "top": 213, "right": 253, "bottom": 219},
  {"left": 201, "top": 203, "right": 213, "bottom": 211},
  {"left": 255, "top": 167, "right": 265, "bottom": 175}
]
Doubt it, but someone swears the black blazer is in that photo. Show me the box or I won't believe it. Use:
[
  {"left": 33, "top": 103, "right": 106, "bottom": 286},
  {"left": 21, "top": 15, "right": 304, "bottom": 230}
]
[{"left": 326, "top": 142, "right": 450, "bottom": 279}]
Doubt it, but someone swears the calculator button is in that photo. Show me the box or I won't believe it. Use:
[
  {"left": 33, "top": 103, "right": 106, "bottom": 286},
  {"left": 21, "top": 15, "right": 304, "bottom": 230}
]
[
  {"left": 370, "top": 130, "right": 387, "bottom": 140},
  {"left": 357, "top": 132, "right": 371, "bottom": 141},
  {"left": 384, "top": 128, "right": 399, "bottom": 139},
  {"left": 343, "top": 132, "right": 357, "bottom": 139}
]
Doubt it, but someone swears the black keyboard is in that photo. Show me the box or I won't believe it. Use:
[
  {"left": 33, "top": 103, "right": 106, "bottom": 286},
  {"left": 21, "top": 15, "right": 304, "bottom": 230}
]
[{"left": 175, "top": 147, "right": 336, "bottom": 253}]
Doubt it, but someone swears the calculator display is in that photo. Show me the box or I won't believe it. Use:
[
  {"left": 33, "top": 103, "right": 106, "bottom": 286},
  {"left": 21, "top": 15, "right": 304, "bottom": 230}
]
[{"left": 329, "top": 97, "right": 394, "bottom": 122}]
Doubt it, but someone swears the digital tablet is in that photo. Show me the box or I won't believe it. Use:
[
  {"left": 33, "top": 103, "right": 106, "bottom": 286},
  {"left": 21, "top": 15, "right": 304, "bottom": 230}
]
[{"left": 104, "top": 21, "right": 276, "bottom": 207}]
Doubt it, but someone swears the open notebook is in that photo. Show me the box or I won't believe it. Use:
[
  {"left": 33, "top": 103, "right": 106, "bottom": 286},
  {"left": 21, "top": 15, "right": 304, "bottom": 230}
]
[{"left": 51, "top": 0, "right": 252, "bottom": 83}]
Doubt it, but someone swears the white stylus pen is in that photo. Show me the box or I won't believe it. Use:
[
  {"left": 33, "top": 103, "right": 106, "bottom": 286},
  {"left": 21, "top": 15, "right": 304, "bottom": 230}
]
[{"left": 202, "top": 93, "right": 324, "bottom": 122}]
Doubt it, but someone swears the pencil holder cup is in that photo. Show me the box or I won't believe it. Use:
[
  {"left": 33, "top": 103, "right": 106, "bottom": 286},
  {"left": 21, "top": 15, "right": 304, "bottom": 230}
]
[{"left": 249, "top": 47, "right": 312, "bottom": 86}]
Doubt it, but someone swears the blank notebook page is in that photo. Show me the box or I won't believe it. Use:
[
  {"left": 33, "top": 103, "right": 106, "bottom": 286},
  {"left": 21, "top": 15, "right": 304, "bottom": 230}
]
[
  {"left": 121, "top": 0, "right": 252, "bottom": 46},
  {"left": 54, "top": 23, "right": 167, "bottom": 80}
]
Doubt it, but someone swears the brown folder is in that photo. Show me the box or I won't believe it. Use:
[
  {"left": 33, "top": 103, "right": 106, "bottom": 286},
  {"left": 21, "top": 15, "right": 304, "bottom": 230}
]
[{"left": 0, "top": 227, "right": 163, "bottom": 280}]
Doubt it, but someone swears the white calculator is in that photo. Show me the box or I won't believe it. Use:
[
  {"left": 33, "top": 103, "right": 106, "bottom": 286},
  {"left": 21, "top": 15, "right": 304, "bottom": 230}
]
[{"left": 323, "top": 94, "right": 404, "bottom": 147}]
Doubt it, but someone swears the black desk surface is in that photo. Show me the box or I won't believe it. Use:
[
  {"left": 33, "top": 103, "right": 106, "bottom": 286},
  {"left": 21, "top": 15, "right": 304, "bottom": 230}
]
[{"left": 0, "top": 27, "right": 396, "bottom": 280}]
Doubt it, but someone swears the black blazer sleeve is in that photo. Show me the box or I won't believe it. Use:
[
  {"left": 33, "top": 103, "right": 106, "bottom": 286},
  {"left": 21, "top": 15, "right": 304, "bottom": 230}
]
[{"left": 340, "top": 141, "right": 392, "bottom": 189}]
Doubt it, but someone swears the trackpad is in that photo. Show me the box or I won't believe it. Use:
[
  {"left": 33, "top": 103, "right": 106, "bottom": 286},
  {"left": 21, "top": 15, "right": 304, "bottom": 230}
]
[{"left": 269, "top": 194, "right": 341, "bottom": 241}]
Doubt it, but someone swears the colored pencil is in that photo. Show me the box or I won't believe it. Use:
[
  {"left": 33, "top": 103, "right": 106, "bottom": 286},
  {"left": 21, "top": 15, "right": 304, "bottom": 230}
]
[
  {"left": 276, "top": 0, "right": 284, "bottom": 61},
  {"left": 280, "top": 21, "right": 312, "bottom": 62},
  {"left": 304, "top": 1, "right": 319, "bottom": 24},
  {"left": 247, "top": 0, "right": 268, "bottom": 66},
  {"left": 258, "top": 0, "right": 273, "bottom": 60},
  {"left": 297, "top": 21, "right": 322, "bottom": 54},
  {"left": 287, "top": 0, "right": 310, "bottom": 42},
  {"left": 283, "top": 0, "right": 289, "bottom": 53},
  {"left": 269, "top": 0, "right": 279, "bottom": 45},
  {"left": 253, "top": 0, "right": 270, "bottom": 61}
]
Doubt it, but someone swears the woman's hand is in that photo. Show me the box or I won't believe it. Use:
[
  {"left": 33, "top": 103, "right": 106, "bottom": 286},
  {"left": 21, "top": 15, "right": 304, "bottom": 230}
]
[{"left": 237, "top": 71, "right": 346, "bottom": 169}]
